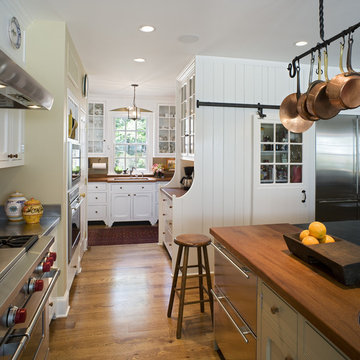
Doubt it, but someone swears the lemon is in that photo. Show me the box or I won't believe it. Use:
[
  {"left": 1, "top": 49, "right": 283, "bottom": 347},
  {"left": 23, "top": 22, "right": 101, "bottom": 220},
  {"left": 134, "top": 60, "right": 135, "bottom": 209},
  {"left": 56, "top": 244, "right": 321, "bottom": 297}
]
[
  {"left": 301, "top": 235, "right": 319, "bottom": 245},
  {"left": 322, "top": 235, "right": 335, "bottom": 244},
  {"left": 308, "top": 221, "right": 326, "bottom": 240},
  {"left": 299, "top": 229, "right": 310, "bottom": 240}
]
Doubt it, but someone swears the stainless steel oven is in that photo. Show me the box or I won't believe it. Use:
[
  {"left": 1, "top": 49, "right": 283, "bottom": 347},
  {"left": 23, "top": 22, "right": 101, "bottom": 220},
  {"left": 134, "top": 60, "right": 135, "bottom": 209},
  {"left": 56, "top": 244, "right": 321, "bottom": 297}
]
[
  {"left": 68, "top": 142, "right": 81, "bottom": 190},
  {"left": 68, "top": 187, "right": 83, "bottom": 263},
  {"left": 0, "top": 235, "right": 60, "bottom": 360},
  {"left": 211, "top": 241, "right": 257, "bottom": 360}
]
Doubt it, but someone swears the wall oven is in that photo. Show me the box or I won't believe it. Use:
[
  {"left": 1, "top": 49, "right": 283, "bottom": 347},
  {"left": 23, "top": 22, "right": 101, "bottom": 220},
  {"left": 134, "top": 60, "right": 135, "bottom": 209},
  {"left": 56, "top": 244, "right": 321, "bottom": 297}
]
[
  {"left": 211, "top": 241, "right": 257, "bottom": 360},
  {"left": 68, "top": 142, "right": 81, "bottom": 190},
  {"left": 68, "top": 187, "right": 83, "bottom": 264}
]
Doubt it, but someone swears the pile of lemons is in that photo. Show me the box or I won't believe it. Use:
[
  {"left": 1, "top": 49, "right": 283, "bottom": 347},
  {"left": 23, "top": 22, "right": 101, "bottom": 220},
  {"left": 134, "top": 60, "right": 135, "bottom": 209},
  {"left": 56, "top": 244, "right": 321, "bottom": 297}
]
[{"left": 299, "top": 221, "right": 335, "bottom": 245}]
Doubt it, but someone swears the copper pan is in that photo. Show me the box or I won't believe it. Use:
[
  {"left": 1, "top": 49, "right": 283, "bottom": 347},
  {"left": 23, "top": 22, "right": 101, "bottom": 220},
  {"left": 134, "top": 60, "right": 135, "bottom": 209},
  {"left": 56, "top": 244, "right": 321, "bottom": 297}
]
[
  {"left": 306, "top": 49, "right": 340, "bottom": 119},
  {"left": 280, "top": 66, "right": 314, "bottom": 133},
  {"left": 326, "top": 35, "right": 360, "bottom": 110},
  {"left": 296, "top": 53, "right": 320, "bottom": 121}
]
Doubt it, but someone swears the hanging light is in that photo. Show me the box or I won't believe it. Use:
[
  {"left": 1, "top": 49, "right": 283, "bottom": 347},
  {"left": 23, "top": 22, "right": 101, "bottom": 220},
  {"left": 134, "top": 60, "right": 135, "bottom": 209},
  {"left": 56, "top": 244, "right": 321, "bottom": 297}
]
[{"left": 128, "top": 84, "right": 141, "bottom": 120}]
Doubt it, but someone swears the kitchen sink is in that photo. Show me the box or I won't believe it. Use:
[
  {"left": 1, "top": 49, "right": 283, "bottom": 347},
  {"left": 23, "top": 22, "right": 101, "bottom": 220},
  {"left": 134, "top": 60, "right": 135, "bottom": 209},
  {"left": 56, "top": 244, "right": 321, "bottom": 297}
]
[{"left": 112, "top": 177, "right": 151, "bottom": 181}]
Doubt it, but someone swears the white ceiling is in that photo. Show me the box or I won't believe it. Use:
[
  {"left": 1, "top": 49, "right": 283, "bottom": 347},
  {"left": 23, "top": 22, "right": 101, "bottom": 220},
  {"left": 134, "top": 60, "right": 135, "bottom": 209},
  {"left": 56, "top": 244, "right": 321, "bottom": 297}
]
[{"left": 19, "top": 0, "right": 360, "bottom": 98}]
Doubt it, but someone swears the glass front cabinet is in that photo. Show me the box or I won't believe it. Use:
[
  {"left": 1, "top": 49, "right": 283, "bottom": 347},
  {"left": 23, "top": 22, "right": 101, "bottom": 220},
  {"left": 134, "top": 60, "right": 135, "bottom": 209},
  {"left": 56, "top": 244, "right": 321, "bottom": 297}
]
[
  {"left": 88, "top": 101, "right": 106, "bottom": 156},
  {"left": 259, "top": 120, "right": 303, "bottom": 185},
  {"left": 180, "top": 74, "right": 195, "bottom": 159},
  {"left": 155, "top": 104, "right": 176, "bottom": 156}
]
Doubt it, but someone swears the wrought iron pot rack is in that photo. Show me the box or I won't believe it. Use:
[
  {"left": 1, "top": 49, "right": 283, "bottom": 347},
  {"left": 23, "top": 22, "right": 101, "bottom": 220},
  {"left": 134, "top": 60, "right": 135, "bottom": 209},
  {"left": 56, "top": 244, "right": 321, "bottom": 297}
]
[{"left": 287, "top": 21, "right": 360, "bottom": 78}]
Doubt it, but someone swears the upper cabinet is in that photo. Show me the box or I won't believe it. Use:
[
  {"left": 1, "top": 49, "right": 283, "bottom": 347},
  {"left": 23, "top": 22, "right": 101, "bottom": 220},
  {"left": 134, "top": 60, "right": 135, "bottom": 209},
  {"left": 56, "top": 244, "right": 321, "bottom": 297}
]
[
  {"left": 88, "top": 101, "right": 106, "bottom": 156},
  {"left": 155, "top": 104, "right": 176, "bottom": 157},
  {"left": 0, "top": 109, "right": 24, "bottom": 168},
  {"left": 177, "top": 64, "right": 195, "bottom": 160}
]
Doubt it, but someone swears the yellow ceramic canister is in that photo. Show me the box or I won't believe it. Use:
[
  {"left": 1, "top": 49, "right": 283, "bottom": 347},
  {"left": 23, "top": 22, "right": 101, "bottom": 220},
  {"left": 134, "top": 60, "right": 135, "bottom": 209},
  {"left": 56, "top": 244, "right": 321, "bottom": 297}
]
[{"left": 22, "top": 198, "right": 44, "bottom": 224}]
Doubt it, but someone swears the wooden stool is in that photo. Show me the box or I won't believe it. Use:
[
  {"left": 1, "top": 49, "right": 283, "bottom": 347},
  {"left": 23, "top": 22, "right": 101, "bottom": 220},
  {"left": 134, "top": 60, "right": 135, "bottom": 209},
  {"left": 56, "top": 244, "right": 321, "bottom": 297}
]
[{"left": 167, "top": 234, "right": 213, "bottom": 339}]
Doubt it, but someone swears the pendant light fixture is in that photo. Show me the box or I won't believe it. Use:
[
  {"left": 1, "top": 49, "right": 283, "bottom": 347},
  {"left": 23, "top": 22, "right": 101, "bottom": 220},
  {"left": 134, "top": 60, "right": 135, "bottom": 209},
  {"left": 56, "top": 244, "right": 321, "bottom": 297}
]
[
  {"left": 128, "top": 84, "right": 141, "bottom": 120},
  {"left": 111, "top": 84, "right": 152, "bottom": 116}
]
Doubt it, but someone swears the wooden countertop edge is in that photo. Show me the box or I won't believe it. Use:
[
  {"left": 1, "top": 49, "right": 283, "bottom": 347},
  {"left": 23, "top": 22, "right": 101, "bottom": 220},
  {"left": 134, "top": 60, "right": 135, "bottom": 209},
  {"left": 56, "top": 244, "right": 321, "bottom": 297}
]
[
  {"left": 210, "top": 224, "right": 360, "bottom": 360},
  {"left": 160, "top": 187, "right": 187, "bottom": 199},
  {"left": 88, "top": 177, "right": 172, "bottom": 183}
]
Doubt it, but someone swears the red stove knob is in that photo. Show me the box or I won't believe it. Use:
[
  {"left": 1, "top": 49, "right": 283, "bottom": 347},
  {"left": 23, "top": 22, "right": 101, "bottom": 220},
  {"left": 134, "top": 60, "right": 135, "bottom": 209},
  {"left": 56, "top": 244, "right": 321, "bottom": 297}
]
[
  {"left": 4, "top": 307, "right": 27, "bottom": 327},
  {"left": 42, "top": 261, "right": 51, "bottom": 273},
  {"left": 24, "top": 278, "right": 44, "bottom": 294},
  {"left": 33, "top": 279, "right": 44, "bottom": 292},
  {"left": 46, "top": 257, "right": 54, "bottom": 266},
  {"left": 49, "top": 252, "right": 57, "bottom": 261}
]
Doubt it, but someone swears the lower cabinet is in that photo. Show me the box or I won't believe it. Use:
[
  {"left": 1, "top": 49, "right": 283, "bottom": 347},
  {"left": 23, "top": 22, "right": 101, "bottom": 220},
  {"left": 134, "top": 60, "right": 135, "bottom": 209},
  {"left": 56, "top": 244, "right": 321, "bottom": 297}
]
[
  {"left": 109, "top": 183, "right": 155, "bottom": 226},
  {"left": 258, "top": 281, "right": 349, "bottom": 360},
  {"left": 159, "top": 192, "right": 173, "bottom": 256},
  {"left": 88, "top": 182, "right": 109, "bottom": 225}
]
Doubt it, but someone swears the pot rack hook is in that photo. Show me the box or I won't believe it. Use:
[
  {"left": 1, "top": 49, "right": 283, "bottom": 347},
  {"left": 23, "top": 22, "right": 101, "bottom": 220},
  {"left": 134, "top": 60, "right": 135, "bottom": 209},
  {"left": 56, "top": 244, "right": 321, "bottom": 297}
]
[{"left": 287, "top": 59, "right": 297, "bottom": 78}]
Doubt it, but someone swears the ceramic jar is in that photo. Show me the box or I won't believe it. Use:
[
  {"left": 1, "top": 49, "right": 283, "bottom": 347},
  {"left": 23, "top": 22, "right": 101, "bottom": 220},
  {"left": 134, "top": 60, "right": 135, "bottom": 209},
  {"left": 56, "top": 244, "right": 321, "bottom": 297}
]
[
  {"left": 22, "top": 198, "right": 44, "bottom": 224},
  {"left": 5, "top": 192, "right": 27, "bottom": 221}
]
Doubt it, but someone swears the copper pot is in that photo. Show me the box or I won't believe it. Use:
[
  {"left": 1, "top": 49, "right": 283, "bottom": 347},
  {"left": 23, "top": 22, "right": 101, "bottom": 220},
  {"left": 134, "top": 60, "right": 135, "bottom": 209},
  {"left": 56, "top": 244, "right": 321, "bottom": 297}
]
[
  {"left": 326, "top": 35, "right": 360, "bottom": 110},
  {"left": 306, "top": 49, "right": 340, "bottom": 120},
  {"left": 296, "top": 53, "right": 320, "bottom": 121},
  {"left": 280, "top": 66, "right": 314, "bottom": 133}
]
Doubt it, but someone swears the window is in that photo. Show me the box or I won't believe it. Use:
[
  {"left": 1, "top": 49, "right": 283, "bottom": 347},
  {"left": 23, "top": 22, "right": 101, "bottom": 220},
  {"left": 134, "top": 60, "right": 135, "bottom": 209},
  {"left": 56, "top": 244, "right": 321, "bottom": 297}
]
[
  {"left": 112, "top": 114, "right": 151, "bottom": 172},
  {"left": 260, "top": 122, "right": 303, "bottom": 184}
]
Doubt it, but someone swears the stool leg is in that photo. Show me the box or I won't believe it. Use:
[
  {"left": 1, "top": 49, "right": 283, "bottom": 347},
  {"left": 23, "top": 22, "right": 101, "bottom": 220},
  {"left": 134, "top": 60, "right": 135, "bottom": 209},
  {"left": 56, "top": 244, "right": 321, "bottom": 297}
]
[
  {"left": 197, "top": 247, "right": 204, "bottom": 313},
  {"left": 167, "top": 244, "right": 183, "bottom": 318},
  {"left": 203, "top": 245, "right": 213, "bottom": 323},
  {"left": 176, "top": 246, "right": 189, "bottom": 339}
]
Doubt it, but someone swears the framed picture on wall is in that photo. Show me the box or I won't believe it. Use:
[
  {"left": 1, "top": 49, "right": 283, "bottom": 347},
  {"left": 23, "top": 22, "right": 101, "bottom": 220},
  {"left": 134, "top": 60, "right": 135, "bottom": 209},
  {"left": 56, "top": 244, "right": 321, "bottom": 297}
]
[
  {"left": 167, "top": 159, "right": 175, "bottom": 171},
  {"left": 67, "top": 92, "right": 79, "bottom": 141}
]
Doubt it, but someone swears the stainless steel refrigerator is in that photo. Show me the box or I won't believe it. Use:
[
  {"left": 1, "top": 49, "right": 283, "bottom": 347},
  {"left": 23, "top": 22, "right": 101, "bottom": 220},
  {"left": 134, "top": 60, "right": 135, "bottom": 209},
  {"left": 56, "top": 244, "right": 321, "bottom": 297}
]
[{"left": 316, "top": 114, "right": 360, "bottom": 221}]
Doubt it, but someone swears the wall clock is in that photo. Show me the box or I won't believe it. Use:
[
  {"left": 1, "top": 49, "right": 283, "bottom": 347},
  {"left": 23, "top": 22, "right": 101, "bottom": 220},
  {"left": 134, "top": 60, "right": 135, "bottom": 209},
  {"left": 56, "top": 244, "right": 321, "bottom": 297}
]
[{"left": 8, "top": 17, "right": 21, "bottom": 49}]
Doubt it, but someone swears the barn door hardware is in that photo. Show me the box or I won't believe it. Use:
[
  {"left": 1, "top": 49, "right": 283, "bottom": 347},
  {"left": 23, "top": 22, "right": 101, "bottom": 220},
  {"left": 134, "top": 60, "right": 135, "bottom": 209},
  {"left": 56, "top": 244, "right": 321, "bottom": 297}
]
[{"left": 196, "top": 100, "right": 280, "bottom": 119}]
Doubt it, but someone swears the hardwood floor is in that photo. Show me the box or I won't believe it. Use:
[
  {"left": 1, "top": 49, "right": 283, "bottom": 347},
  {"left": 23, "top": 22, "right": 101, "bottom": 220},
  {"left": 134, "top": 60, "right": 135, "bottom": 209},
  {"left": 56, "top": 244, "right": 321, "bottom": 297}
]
[{"left": 49, "top": 243, "right": 219, "bottom": 359}]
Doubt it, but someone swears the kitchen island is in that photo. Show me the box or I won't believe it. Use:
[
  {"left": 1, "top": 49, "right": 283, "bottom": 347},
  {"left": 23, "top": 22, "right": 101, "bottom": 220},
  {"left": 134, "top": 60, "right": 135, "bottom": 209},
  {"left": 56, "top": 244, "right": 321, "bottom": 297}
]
[{"left": 210, "top": 223, "right": 360, "bottom": 360}]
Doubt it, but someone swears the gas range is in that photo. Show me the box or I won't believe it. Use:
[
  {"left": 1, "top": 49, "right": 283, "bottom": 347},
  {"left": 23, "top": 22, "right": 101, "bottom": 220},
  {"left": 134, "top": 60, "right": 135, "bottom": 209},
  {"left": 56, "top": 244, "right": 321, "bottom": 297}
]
[{"left": 0, "top": 234, "right": 60, "bottom": 360}]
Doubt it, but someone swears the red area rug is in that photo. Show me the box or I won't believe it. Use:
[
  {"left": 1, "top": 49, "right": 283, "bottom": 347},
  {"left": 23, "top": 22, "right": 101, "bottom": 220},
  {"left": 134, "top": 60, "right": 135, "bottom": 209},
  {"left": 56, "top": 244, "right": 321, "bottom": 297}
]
[{"left": 88, "top": 225, "right": 158, "bottom": 246}]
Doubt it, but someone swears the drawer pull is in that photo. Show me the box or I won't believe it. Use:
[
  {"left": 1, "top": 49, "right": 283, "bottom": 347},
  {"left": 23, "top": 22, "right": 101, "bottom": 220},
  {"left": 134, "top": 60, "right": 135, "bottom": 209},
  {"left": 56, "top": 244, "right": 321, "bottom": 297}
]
[
  {"left": 211, "top": 242, "right": 250, "bottom": 279},
  {"left": 169, "top": 206, "right": 173, "bottom": 209},
  {"left": 211, "top": 288, "right": 254, "bottom": 343},
  {"left": 271, "top": 306, "right": 279, "bottom": 314}
]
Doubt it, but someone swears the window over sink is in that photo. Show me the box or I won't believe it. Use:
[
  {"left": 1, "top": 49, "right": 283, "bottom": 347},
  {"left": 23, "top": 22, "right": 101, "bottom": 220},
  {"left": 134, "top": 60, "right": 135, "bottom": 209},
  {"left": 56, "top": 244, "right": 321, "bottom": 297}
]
[{"left": 111, "top": 113, "right": 152, "bottom": 173}]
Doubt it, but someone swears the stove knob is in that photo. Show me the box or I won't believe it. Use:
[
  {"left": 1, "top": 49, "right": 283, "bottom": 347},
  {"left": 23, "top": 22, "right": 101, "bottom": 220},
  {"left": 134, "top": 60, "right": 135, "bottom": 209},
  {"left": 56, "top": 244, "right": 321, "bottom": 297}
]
[
  {"left": 4, "top": 306, "right": 27, "bottom": 327},
  {"left": 49, "top": 252, "right": 57, "bottom": 261},
  {"left": 34, "top": 279, "right": 44, "bottom": 292},
  {"left": 24, "top": 278, "right": 44, "bottom": 294},
  {"left": 36, "top": 261, "right": 51, "bottom": 273},
  {"left": 46, "top": 257, "right": 54, "bottom": 266}
]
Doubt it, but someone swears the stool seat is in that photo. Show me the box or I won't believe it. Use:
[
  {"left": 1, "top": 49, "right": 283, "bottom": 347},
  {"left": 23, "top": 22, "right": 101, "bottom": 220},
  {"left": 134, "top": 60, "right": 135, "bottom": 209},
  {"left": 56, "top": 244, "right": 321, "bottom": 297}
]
[
  {"left": 167, "top": 233, "right": 213, "bottom": 339},
  {"left": 174, "top": 234, "right": 211, "bottom": 247}
]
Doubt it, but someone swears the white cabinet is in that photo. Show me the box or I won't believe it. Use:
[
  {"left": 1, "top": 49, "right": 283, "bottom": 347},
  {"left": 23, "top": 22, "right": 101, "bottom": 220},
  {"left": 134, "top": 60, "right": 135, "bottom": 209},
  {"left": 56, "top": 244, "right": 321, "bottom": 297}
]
[
  {"left": 155, "top": 104, "right": 176, "bottom": 156},
  {"left": 159, "top": 191, "right": 173, "bottom": 256},
  {"left": 87, "top": 182, "right": 109, "bottom": 225},
  {"left": 0, "top": 109, "right": 24, "bottom": 168},
  {"left": 109, "top": 183, "right": 155, "bottom": 226},
  {"left": 178, "top": 65, "right": 195, "bottom": 159},
  {"left": 88, "top": 102, "right": 106, "bottom": 156},
  {"left": 258, "top": 281, "right": 349, "bottom": 360}
]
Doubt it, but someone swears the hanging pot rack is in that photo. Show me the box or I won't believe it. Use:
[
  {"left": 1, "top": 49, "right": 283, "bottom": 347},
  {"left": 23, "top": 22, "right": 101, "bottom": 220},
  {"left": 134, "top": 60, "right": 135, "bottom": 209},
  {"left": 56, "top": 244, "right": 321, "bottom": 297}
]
[{"left": 287, "top": 0, "right": 360, "bottom": 79}]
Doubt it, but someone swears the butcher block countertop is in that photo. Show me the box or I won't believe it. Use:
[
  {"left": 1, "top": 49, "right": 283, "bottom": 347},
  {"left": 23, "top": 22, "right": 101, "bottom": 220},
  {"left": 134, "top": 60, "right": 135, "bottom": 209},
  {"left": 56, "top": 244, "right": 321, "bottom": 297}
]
[
  {"left": 210, "top": 223, "right": 360, "bottom": 360},
  {"left": 88, "top": 175, "right": 172, "bottom": 183},
  {"left": 160, "top": 187, "right": 187, "bottom": 199}
]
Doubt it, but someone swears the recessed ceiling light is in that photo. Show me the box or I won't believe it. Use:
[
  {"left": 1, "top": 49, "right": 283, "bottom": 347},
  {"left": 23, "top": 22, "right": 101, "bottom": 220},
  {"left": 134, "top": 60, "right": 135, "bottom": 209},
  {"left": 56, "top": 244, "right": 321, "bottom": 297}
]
[
  {"left": 295, "top": 41, "right": 308, "bottom": 47},
  {"left": 134, "top": 58, "right": 145, "bottom": 63},
  {"left": 139, "top": 25, "right": 155, "bottom": 33}
]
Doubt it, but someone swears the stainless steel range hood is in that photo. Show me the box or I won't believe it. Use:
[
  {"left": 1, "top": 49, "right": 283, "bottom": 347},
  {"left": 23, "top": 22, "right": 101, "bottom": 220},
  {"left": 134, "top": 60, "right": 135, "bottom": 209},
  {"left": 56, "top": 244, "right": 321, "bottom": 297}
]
[{"left": 0, "top": 49, "right": 54, "bottom": 110}]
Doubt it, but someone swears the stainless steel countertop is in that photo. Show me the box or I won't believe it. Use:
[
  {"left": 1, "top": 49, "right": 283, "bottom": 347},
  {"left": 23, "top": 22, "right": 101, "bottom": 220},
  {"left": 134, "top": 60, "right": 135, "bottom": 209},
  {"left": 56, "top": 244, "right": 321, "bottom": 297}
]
[{"left": 0, "top": 205, "right": 61, "bottom": 237}]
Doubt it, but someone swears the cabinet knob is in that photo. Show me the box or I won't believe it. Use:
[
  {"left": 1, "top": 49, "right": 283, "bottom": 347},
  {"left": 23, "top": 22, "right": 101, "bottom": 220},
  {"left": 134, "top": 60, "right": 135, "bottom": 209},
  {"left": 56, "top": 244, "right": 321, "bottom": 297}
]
[
  {"left": 120, "top": 187, "right": 122, "bottom": 189},
  {"left": 49, "top": 302, "right": 54, "bottom": 307},
  {"left": 134, "top": 194, "right": 136, "bottom": 196},
  {"left": 128, "top": 194, "right": 131, "bottom": 196},
  {"left": 95, "top": 211, "right": 98, "bottom": 213},
  {"left": 8, "top": 154, "right": 13, "bottom": 158},
  {"left": 80, "top": 193, "right": 86, "bottom": 198},
  {"left": 169, "top": 206, "right": 173, "bottom": 209},
  {"left": 142, "top": 186, "right": 144, "bottom": 189},
  {"left": 95, "top": 197, "right": 98, "bottom": 199},
  {"left": 270, "top": 306, "right": 279, "bottom": 314}
]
